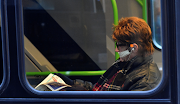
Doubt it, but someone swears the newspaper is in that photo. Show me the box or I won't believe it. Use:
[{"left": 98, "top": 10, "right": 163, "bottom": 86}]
[{"left": 35, "top": 73, "right": 71, "bottom": 91}]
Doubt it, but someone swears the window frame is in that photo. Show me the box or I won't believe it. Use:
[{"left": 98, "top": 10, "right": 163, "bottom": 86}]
[
  {"left": 8, "top": 0, "right": 177, "bottom": 103},
  {"left": 0, "top": 0, "right": 10, "bottom": 94}
]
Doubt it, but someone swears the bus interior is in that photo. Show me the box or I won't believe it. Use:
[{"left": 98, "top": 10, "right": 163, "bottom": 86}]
[{"left": 22, "top": 0, "right": 163, "bottom": 89}]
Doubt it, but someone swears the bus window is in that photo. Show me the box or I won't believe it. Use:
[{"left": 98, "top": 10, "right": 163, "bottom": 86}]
[
  {"left": 23, "top": 0, "right": 162, "bottom": 91},
  {"left": 150, "top": 0, "right": 162, "bottom": 49}
]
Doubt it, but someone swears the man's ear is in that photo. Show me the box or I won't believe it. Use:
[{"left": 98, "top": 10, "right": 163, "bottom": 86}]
[{"left": 132, "top": 43, "right": 138, "bottom": 53}]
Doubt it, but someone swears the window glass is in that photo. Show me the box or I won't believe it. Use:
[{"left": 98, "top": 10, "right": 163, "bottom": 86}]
[
  {"left": 151, "top": 0, "right": 162, "bottom": 49},
  {"left": 24, "top": 0, "right": 115, "bottom": 87},
  {"left": 23, "top": 0, "right": 162, "bottom": 91}
]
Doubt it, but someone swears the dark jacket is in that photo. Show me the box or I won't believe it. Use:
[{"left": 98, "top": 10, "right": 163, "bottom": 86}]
[{"left": 93, "top": 55, "right": 161, "bottom": 91}]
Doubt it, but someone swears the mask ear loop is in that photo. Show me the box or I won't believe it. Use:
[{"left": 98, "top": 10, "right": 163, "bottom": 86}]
[{"left": 127, "top": 44, "right": 134, "bottom": 61}]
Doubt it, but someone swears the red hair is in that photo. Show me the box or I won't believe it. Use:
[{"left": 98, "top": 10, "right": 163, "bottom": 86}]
[{"left": 112, "top": 17, "right": 154, "bottom": 55}]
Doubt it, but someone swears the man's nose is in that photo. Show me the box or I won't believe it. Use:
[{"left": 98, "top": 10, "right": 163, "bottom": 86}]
[{"left": 115, "top": 46, "right": 119, "bottom": 52}]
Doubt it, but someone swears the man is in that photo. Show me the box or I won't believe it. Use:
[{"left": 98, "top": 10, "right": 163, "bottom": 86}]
[
  {"left": 93, "top": 17, "right": 161, "bottom": 91},
  {"left": 50, "top": 17, "right": 161, "bottom": 91}
]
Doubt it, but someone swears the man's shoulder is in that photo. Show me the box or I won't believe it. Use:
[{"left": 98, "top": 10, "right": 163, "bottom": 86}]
[
  {"left": 127, "top": 61, "right": 161, "bottom": 82},
  {"left": 124, "top": 62, "right": 161, "bottom": 91}
]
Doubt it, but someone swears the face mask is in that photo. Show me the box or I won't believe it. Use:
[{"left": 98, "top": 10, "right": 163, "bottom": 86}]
[{"left": 118, "top": 50, "right": 131, "bottom": 58}]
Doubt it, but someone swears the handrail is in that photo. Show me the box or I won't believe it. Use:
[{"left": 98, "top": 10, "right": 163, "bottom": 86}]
[
  {"left": 142, "top": 0, "right": 147, "bottom": 22},
  {"left": 26, "top": 70, "right": 106, "bottom": 76},
  {"left": 111, "top": 0, "right": 119, "bottom": 26},
  {"left": 136, "top": 0, "right": 143, "bottom": 7},
  {"left": 136, "top": 0, "right": 147, "bottom": 22},
  {"left": 111, "top": 0, "right": 119, "bottom": 60}
]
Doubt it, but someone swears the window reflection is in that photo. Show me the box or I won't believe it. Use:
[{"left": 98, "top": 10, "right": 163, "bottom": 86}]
[
  {"left": 23, "top": 0, "right": 113, "bottom": 87},
  {"left": 151, "top": 0, "right": 162, "bottom": 49}
]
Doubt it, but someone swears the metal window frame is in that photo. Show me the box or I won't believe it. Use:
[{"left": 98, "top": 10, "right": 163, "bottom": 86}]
[{"left": 0, "top": 0, "right": 178, "bottom": 103}]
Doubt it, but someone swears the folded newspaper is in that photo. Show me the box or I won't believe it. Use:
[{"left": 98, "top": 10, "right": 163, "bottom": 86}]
[{"left": 35, "top": 73, "right": 71, "bottom": 91}]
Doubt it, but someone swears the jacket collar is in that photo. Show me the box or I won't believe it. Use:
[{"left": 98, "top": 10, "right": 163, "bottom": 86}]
[{"left": 124, "top": 55, "right": 153, "bottom": 74}]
